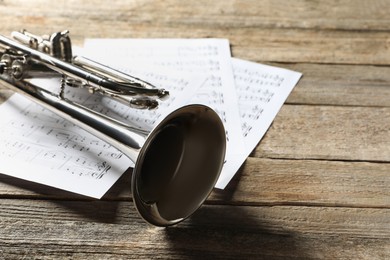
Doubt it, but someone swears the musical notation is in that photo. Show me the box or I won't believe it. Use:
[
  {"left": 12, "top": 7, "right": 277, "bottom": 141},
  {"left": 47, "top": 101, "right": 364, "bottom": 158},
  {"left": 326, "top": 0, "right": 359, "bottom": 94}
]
[
  {"left": 0, "top": 96, "right": 130, "bottom": 195},
  {"left": 232, "top": 57, "right": 302, "bottom": 157},
  {"left": 0, "top": 65, "right": 202, "bottom": 198},
  {"left": 83, "top": 39, "right": 302, "bottom": 189},
  {"left": 0, "top": 39, "right": 302, "bottom": 196},
  {"left": 84, "top": 38, "right": 247, "bottom": 178}
]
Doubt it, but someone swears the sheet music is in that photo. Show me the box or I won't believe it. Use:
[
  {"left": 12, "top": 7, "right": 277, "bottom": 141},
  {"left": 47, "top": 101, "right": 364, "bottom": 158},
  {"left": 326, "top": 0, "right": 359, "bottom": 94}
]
[
  {"left": 0, "top": 38, "right": 302, "bottom": 196},
  {"left": 0, "top": 94, "right": 130, "bottom": 198},
  {"left": 0, "top": 69, "right": 203, "bottom": 198},
  {"left": 84, "top": 39, "right": 302, "bottom": 188},
  {"left": 215, "top": 58, "right": 302, "bottom": 187},
  {"left": 84, "top": 38, "right": 246, "bottom": 187}
]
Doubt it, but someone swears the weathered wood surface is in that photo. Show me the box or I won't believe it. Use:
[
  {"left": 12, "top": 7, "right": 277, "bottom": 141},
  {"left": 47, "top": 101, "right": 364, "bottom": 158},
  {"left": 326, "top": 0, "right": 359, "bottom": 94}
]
[
  {"left": 256, "top": 105, "right": 390, "bottom": 162},
  {"left": 1, "top": 158, "right": 389, "bottom": 210},
  {"left": 0, "top": 0, "right": 389, "bottom": 259},
  {"left": 2, "top": 1, "right": 390, "bottom": 64},
  {"left": 0, "top": 200, "right": 389, "bottom": 259}
]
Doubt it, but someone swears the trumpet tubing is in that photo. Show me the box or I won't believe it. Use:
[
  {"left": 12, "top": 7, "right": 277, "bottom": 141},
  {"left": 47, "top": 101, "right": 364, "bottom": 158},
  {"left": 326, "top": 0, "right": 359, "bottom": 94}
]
[{"left": 0, "top": 30, "right": 226, "bottom": 226}]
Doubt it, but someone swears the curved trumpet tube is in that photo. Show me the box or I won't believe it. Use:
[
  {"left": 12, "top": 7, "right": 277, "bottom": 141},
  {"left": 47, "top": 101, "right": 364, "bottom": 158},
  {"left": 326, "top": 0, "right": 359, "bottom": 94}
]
[{"left": 0, "top": 30, "right": 226, "bottom": 226}]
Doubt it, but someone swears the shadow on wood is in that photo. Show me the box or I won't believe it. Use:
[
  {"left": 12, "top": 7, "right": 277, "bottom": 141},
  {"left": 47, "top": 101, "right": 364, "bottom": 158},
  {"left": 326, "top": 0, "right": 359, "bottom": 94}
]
[{"left": 164, "top": 205, "right": 308, "bottom": 259}]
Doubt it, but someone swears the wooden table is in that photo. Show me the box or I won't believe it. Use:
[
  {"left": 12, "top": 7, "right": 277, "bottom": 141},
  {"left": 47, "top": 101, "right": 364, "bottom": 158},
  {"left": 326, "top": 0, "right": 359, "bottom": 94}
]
[{"left": 0, "top": 1, "right": 389, "bottom": 259}]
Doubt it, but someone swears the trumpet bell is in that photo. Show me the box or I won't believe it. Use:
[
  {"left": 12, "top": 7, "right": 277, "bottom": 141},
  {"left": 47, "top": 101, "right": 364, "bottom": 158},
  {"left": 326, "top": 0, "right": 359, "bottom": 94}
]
[{"left": 133, "top": 105, "right": 226, "bottom": 226}]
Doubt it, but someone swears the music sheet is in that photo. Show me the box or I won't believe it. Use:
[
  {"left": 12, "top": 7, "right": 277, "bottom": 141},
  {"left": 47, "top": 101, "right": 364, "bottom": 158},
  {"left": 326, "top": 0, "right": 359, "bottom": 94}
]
[
  {"left": 84, "top": 39, "right": 302, "bottom": 188},
  {"left": 0, "top": 69, "right": 203, "bottom": 198},
  {"left": 83, "top": 39, "right": 246, "bottom": 188},
  {"left": 0, "top": 38, "right": 301, "bottom": 197},
  {"left": 217, "top": 58, "right": 302, "bottom": 187}
]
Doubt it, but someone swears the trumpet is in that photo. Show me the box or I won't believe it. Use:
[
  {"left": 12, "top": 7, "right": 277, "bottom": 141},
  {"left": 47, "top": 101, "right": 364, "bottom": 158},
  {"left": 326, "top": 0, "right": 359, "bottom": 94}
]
[{"left": 0, "top": 30, "right": 226, "bottom": 226}]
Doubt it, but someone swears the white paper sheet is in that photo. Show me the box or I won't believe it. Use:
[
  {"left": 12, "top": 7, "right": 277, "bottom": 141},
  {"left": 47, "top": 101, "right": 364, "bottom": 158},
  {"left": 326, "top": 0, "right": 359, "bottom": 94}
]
[
  {"left": 84, "top": 39, "right": 302, "bottom": 188},
  {"left": 0, "top": 38, "right": 302, "bottom": 196},
  {"left": 83, "top": 38, "right": 246, "bottom": 187},
  {"left": 0, "top": 69, "right": 203, "bottom": 198},
  {"left": 215, "top": 58, "right": 302, "bottom": 187},
  {"left": 0, "top": 94, "right": 130, "bottom": 198}
]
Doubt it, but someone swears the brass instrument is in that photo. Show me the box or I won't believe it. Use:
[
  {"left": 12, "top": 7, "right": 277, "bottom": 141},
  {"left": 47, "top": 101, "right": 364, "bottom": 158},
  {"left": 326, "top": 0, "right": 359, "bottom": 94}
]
[{"left": 0, "top": 30, "right": 226, "bottom": 226}]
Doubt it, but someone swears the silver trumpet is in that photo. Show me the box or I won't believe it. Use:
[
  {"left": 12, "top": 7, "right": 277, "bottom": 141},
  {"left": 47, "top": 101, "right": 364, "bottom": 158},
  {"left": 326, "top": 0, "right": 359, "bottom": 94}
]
[{"left": 0, "top": 30, "right": 226, "bottom": 226}]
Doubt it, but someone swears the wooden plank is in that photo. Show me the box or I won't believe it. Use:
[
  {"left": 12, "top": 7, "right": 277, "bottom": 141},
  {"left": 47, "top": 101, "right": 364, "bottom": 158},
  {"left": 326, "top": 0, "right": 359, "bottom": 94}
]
[
  {"left": 230, "top": 28, "right": 390, "bottom": 65},
  {"left": 2, "top": 0, "right": 390, "bottom": 31},
  {"left": 128, "top": 0, "right": 390, "bottom": 31},
  {"left": 1, "top": 2, "right": 390, "bottom": 65},
  {"left": 283, "top": 63, "right": 390, "bottom": 107},
  {"left": 254, "top": 105, "right": 390, "bottom": 162},
  {"left": 212, "top": 158, "right": 390, "bottom": 208},
  {"left": 0, "top": 200, "right": 388, "bottom": 259},
  {"left": 1, "top": 158, "right": 389, "bottom": 210}
]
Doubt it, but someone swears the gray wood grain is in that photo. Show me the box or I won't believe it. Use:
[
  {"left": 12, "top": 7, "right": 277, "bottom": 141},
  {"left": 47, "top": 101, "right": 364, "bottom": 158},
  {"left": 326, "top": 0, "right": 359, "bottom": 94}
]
[
  {"left": 0, "top": 200, "right": 388, "bottom": 259},
  {"left": 0, "top": 0, "right": 389, "bottom": 259}
]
